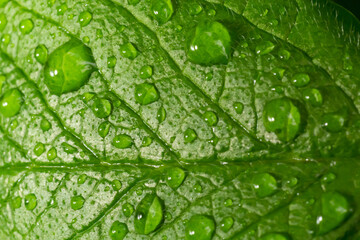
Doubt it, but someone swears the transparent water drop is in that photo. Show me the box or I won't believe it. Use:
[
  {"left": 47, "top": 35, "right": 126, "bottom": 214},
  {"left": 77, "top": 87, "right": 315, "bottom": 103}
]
[
  {"left": 157, "top": 106, "right": 166, "bottom": 123},
  {"left": 291, "top": 73, "right": 310, "bottom": 87},
  {"left": 256, "top": 41, "right": 275, "bottom": 55},
  {"left": 112, "top": 134, "right": 133, "bottom": 149},
  {"left": 109, "top": 221, "right": 128, "bottom": 240},
  {"left": 120, "top": 43, "right": 138, "bottom": 60},
  {"left": 0, "top": 89, "right": 23, "bottom": 118},
  {"left": 302, "top": 88, "right": 323, "bottom": 107},
  {"left": 24, "top": 194, "right": 37, "bottom": 210},
  {"left": 122, "top": 203, "right": 134, "bottom": 217},
  {"left": 34, "top": 44, "right": 48, "bottom": 65},
  {"left": 166, "top": 167, "right": 186, "bottom": 189},
  {"left": 71, "top": 195, "right": 85, "bottom": 210},
  {"left": 220, "top": 217, "right": 234, "bottom": 232},
  {"left": 252, "top": 173, "right": 277, "bottom": 198},
  {"left": 19, "top": 19, "right": 34, "bottom": 35},
  {"left": 184, "top": 128, "right": 197, "bottom": 143},
  {"left": 185, "top": 215, "right": 215, "bottom": 240},
  {"left": 47, "top": 147, "right": 57, "bottom": 160},
  {"left": 151, "top": 0, "right": 174, "bottom": 24},
  {"left": 140, "top": 65, "right": 153, "bottom": 79},
  {"left": 98, "top": 121, "right": 111, "bottom": 138},
  {"left": 78, "top": 11, "right": 92, "bottom": 27},
  {"left": 135, "top": 83, "right": 160, "bottom": 105},
  {"left": 34, "top": 142, "right": 45, "bottom": 156}
]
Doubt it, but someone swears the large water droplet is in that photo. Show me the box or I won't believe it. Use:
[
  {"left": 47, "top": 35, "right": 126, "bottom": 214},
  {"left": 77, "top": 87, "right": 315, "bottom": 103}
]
[
  {"left": 112, "top": 134, "right": 133, "bottom": 149},
  {"left": 34, "top": 44, "right": 48, "bottom": 65},
  {"left": 122, "top": 203, "right": 134, "bottom": 217},
  {"left": 34, "top": 142, "right": 45, "bottom": 156},
  {"left": 71, "top": 195, "right": 85, "bottom": 210},
  {"left": 184, "top": 128, "right": 197, "bottom": 143},
  {"left": 263, "top": 98, "right": 301, "bottom": 142},
  {"left": 151, "top": 0, "right": 174, "bottom": 24},
  {"left": 220, "top": 217, "right": 233, "bottom": 232},
  {"left": 256, "top": 41, "right": 275, "bottom": 55},
  {"left": 302, "top": 88, "right": 323, "bottom": 107},
  {"left": 92, "top": 97, "right": 112, "bottom": 118},
  {"left": 109, "top": 221, "right": 128, "bottom": 240},
  {"left": 120, "top": 43, "right": 138, "bottom": 60},
  {"left": 203, "top": 111, "right": 218, "bottom": 126},
  {"left": 317, "top": 192, "right": 350, "bottom": 235},
  {"left": 321, "top": 113, "right": 346, "bottom": 133},
  {"left": 291, "top": 73, "right": 310, "bottom": 87},
  {"left": 187, "top": 21, "right": 231, "bottom": 65},
  {"left": 19, "top": 19, "right": 34, "bottom": 35},
  {"left": 134, "top": 194, "right": 164, "bottom": 234},
  {"left": 44, "top": 39, "right": 95, "bottom": 95},
  {"left": 135, "top": 83, "right": 160, "bottom": 105},
  {"left": 0, "top": 89, "right": 23, "bottom": 118},
  {"left": 166, "top": 167, "right": 186, "bottom": 189},
  {"left": 79, "top": 11, "right": 92, "bottom": 27},
  {"left": 0, "top": 13, "right": 7, "bottom": 31},
  {"left": 185, "top": 215, "right": 215, "bottom": 240},
  {"left": 24, "top": 194, "right": 37, "bottom": 210},
  {"left": 252, "top": 173, "right": 277, "bottom": 198}
]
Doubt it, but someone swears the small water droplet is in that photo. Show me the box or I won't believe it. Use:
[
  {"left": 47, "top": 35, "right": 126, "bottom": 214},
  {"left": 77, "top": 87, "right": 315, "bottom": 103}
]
[
  {"left": 185, "top": 215, "right": 215, "bottom": 240},
  {"left": 205, "top": 72, "right": 213, "bottom": 81},
  {"left": 109, "top": 221, "right": 128, "bottom": 240},
  {"left": 34, "top": 142, "right": 45, "bottom": 156},
  {"left": 194, "top": 183, "right": 202, "bottom": 193},
  {"left": 142, "top": 136, "right": 153, "bottom": 147},
  {"left": 256, "top": 41, "right": 275, "bottom": 55},
  {"left": 291, "top": 73, "right": 310, "bottom": 87},
  {"left": 189, "top": 3, "right": 203, "bottom": 15},
  {"left": 151, "top": 0, "right": 174, "bottom": 24},
  {"left": 321, "top": 113, "right": 346, "bottom": 133},
  {"left": 112, "top": 134, "right": 133, "bottom": 149},
  {"left": 61, "top": 142, "right": 78, "bottom": 154},
  {"left": 157, "top": 106, "right": 166, "bottom": 123},
  {"left": 252, "top": 173, "right": 277, "bottom": 198},
  {"left": 0, "top": 89, "right": 23, "bottom": 118},
  {"left": 122, "top": 203, "right": 134, "bottom": 217},
  {"left": 24, "top": 194, "right": 37, "bottom": 210},
  {"left": 78, "top": 11, "right": 92, "bottom": 27},
  {"left": 112, "top": 180, "right": 122, "bottom": 191},
  {"left": 278, "top": 49, "right": 291, "bottom": 60},
  {"left": 166, "top": 167, "right": 186, "bottom": 189},
  {"left": 77, "top": 174, "right": 87, "bottom": 184},
  {"left": 302, "top": 88, "right": 323, "bottom": 107},
  {"left": 184, "top": 128, "right": 197, "bottom": 143},
  {"left": 71, "top": 195, "right": 85, "bottom": 210},
  {"left": 19, "top": 19, "right": 34, "bottom": 35},
  {"left": 34, "top": 44, "right": 48, "bottom": 65},
  {"left": 220, "top": 217, "right": 233, "bottom": 232},
  {"left": 1, "top": 34, "right": 10, "bottom": 46},
  {"left": 224, "top": 198, "right": 233, "bottom": 207},
  {"left": 321, "top": 173, "right": 336, "bottom": 184},
  {"left": 203, "top": 111, "right": 218, "bottom": 126},
  {"left": 140, "top": 65, "right": 153, "bottom": 79},
  {"left": 47, "top": 147, "right": 57, "bottom": 160},
  {"left": 107, "top": 56, "right": 117, "bottom": 68},
  {"left": 135, "top": 83, "right": 160, "bottom": 105},
  {"left": 9, "top": 119, "right": 18, "bottom": 130},
  {"left": 98, "top": 121, "right": 111, "bottom": 138},
  {"left": 233, "top": 102, "right": 244, "bottom": 114},
  {"left": 207, "top": 9, "right": 216, "bottom": 17},
  {"left": 92, "top": 97, "right": 113, "bottom": 118},
  {"left": 120, "top": 43, "right": 138, "bottom": 60},
  {"left": 272, "top": 68, "right": 285, "bottom": 80},
  {"left": 57, "top": 3, "right": 68, "bottom": 15},
  {"left": 175, "top": 25, "right": 183, "bottom": 32}
]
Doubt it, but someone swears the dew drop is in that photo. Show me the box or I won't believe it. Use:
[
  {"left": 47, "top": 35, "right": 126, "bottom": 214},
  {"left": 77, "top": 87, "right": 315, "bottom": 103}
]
[
  {"left": 157, "top": 106, "right": 166, "bottom": 123},
  {"left": 142, "top": 136, "right": 153, "bottom": 147},
  {"left": 0, "top": 89, "right": 23, "bottom": 118},
  {"left": 203, "top": 111, "right": 218, "bottom": 126},
  {"left": 98, "top": 121, "right": 111, "bottom": 138},
  {"left": 220, "top": 217, "right": 233, "bottom": 232},
  {"left": 92, "top": 97, "right": 113, "bottom": 118},
  {"left": 252, "top": 173, "right": 277, "bottom": 198},
  {"left": 57, "top": 3, "right": 68, "bottom": 15},
  {"left": 187, "top": 21, "right": 231, "bottom": 65},
  {"left": 185, "top": 215, "right": 215, "bottom": 240},
  {"left": 47, "top": 147, "right": 57, "bottom": 160},
  {"left": 207, "top": 9, "right": 216, "bottom": 17},
  {"left": 44, "top": 39, "right": 95, "bottom": 95},
  {"left": 109, "top": 221, "right": 128, "bottom": 240},
  {"left": 120, "top": 43, "right": 138, "bottom": 60},
  {"left": 19, "top": 19, "right": 34, "bottom": 35},
  {"left": 205, "top": 72, "right": 213, "bottom": 81},
  {"left": 112, "top": 134, "right": 133, "bottom": 149},
  {"left": 61, "top": 142, "right": 78, "bottom": 154},
  {"left": 321, "top": 113, "right": 346, "bottom": 133},
  {"left": 1, "top": 34, "right": 10, "bottom": 46},
  {"left": 302, "top": 88, "right": 323, "bottom": 107},
  {"left": 256, "top": 41, "right": 275, "bottom": 55},
  {"left": 321, "top": 173, "right": 336, "bottom": 184},
  {"left": 224, "top": 198, "right": 233, "bottom": 207},
  {"left": 291, "top": 73, "right": 310, "bottom": 87},
  {"left": 71, "top": 195, "right": 85, "bottom": 210},
  {"left": 135, "top": 83, "right": 160, "bottom": 105},
  {"left": 272, "top": 68, "right": 285, "bottom": 80},
  {"left": 184, "top": 128, "right": 197, "bottom": 143},
  {"left": 34, "top": 142, "right": 45, "bottom": 156},
  {"left": 107, "top": 56, "right": 117, "bottom": 68},
  {"left": 112, "top": 180, "right": 122, "bottom": 191},
  {"left": 189, "top": 3, "right": 203, "bottom": 16},
  {"left": 140, "top": 65, "right": 153, "bottom": 79},
  {"left": 233, "top": 102, "right": 244, "bottom": 114},
  {"left": 151, "top": 0, "right": 174, "bottom": 24},
  {"left": 278, "top": 49, "right": 291, "bottom": 60},
  {"left": 11, "top": 196, "right": 22, "bottom": 209},
  {"left": 194, "top": 183, "right": 202, "bottom": 193},
  {"left": 24, "top": 194, "right": 37, "bottom": 210},
  {"left": 122, "top": 203, "right": 134, "bottom": 217},
  {"left": 78, "top": 11, "right": 92, "bottom": 27},
  {"left": 9, "top": 119, "right": 18, "bottom": 130},
  {"left": 34, "top": 44, "right": 48, "bottom": 65},
  {"left": 77, "top": 174, "right": 87, "bottom": 185},
  {"left": 166, "top": 167, "right": 186, "bottom": 189}
]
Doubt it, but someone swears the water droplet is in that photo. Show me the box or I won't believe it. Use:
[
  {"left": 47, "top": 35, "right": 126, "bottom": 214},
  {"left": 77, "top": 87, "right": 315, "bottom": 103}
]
[
  {"left": 57, "top": 3, "right": 68, "bottom": 15},
  {"left": 98, "top": 121, "right": 111, "bottom": 138},
  {"left": 142, "top": 136, "right": 153, "bottom": 147},
  {"left": 79, "top": 11, "right": 92, "bottom": 27},
  {"left": 252, "top": 173, "right": 277, "bottom": 198},
  {"left": 107, "top": 56, "right": 117, "bottom": 68},
  {"left": 34, "top": 142, "right": 45, "bottom": 156},
  {"left": 40, "top": 118, "right": 51, "bottom": 132},
  {"left": 176, "top": 25, "right": 183, "bottom": 32},
  {"left": 120, "top": 43, "right": 138, "bottom": 60},
  {"left": 11, "top": 196, "right": 22, "bottom": 209},
  {"left": 0, "top": 13, "right": 7, "bottom": 31},
  {"left": 233, "top": 102, "right": 244, "bottom": 114},
  {"left": 256, "top": 41, "right": 275, "bottom": 55},
  {"left": 122, "top": 203, "right": 134, "bottom": 217},
  {"left": 286, "top": 177, "right": 298, "bottom": 187},
  {"left": 291, "top": 73, "right": 310, "bottom": 87},
  {"left": 185, "top": 215, "right": 215, "bottom": 240},
  {"left": 321, "top": 173, "right": 336, "bottom": 184},
  {"left": 19, "top": 19, "right": 34, "bottom": 34},
  {"left": 128, "top": 0, "right": 140, "bottom": 5},
  {"left": 109, "top": 221, "right": 128, "bottom": 240},
  {"left": 220, "top": 217, "right": 233, "bottom": 232},
  {"left": 112, "top": 180, "right": 122, "bottom": 191},
  {"left": 194, "top": 183, "right": 202, "bottom": 193},
  {"left": 71, "top": 195, "right": 85, "bottom": 210},
  {"left": 140, "top": 65, "right": 153, "bottom": 79},
  {"left": 187, "top": 21, "right": 231, "bottom": 65},
  {"left": 278, "top": 49, "right": 291, "bottom": 60},
  {"left": 259, "top": 233, "right": 289, "bottom": 240},
  {"left": 317, "top": 192, "right": 350, "bottom": 235},
  {"left": 0, "top": 89, "right": 23, "bottom": 118},
  {"left": 205, "top": 72, "right": 213, "bottom": 81},
  {"left": 136, "top": 187, "right": 143, "bottom": 196},
  {"left": 77, "top": 174, "right": 87, "bottom": 185},
  {"left": 157, "top": 106, "right": 166, "bottom": 123},
  {"left": 61, "top": 142, "right": 78, "bottom": 154},
  {"left": 24, "top": 194, "right": 37, "bottom": 210},
  {"left": 302, "top": 88, "right": 323, "bottom": 107},
  {"left": 96, "top": 29, "right": 103, "bottom": 39},
  {"left": 34, "top": 44, "right": 48, "bottom": 65},
  {"left": 263, "top": 98, "right": 301, "bottom": 142},
  {"left": 166, "top": 167, "right": 186, "bottom": 189},
  {"left": 112, "top": 134, "right": 133, "bottom": 149},
  {"left": 135, "top": 83, "right": 160, "bottom": 105},
  {"left": 189, "top": 3, "right": 203, "bottom": 15},
  {"left": 9, "top": 119, "right": 18, "bottom": 130},
  {"left": 151, "top": 0, "right": 174, "bottom": 24},
  {"left": 203, "top": 111, "right": 218, "bottom": 126},
  {"left": 44, "top": 39, "right": 95, "bottom": 95},
  {"left": 224, "top": 198, "right": 233, "bottom": 207},
  {"left": 184, "top": 128, "right": 197, "bottom": 143},
  {"left": 269, "top": 19, "right": 279, "bottom": 26},
  {"left": 272, "top": 68, "right": 285, "bottom": 80},
  {"left": 134, "top": 194, "right": 164, "bottom": 234},
  {"left": 92, "top": 97, "right": 113, "bottom": 118},
  {"left": 47, "top": 147, "right": 57, "bottom": 160},
  {"left": 321, "top": 113, "right": 346, "bottom": 133},
  {"left": 1, "top": 34, "right": 10, "bottom": 46},
  {"left": 207, "top": 9, "right": 216, "bottom": 17}
]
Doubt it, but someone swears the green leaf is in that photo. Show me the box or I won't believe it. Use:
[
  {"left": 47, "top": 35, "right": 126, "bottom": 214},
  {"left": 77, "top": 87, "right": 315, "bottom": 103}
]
[{"left": 0, "top": 0, "right": 360, "bottom": 239}]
